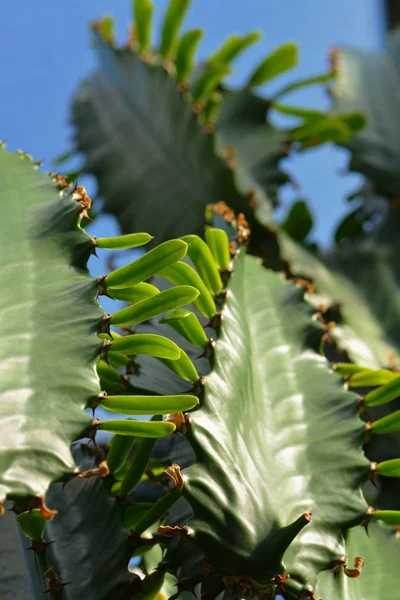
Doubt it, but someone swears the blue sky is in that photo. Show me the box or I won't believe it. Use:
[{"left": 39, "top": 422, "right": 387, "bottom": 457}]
[{"left": 0, "top": 0, "right": 385, "bottom": 249}]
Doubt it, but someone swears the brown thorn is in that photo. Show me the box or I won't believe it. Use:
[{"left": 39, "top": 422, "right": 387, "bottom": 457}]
[
  {"left": 157, "top": 525, "right": 190, "bottom": 537},
  {"left": 100, "top": 340, "right": 112, "bottom": 365},
  {"left": 164, "top": 464, "right": 184, "bottom": 491},
  {"left": 79, "top": 460, "right": 109, "bottom": 479},
  {"left": 100, "top": 313, "right": 112, "bottom": 336},
  {"left": 344, "top": 556, "right": 364, "bottom": 578},
  {"left": 35, "top": 497, "right": 57, "bottom": 520},
  {"left": 271, "top": 573, "right": 290, "bottom": 592},
  {"left": 28, "top": 539, "right": 55, "bottom": 555},
  {"left": 191, "top": 376, "right": 206, "bottom": 396}
]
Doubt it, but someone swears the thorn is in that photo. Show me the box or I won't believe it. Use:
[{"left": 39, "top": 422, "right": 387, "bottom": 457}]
[
  {"left": 89, "top": 417, "right": 100, "bottom": 442},
  {"left": 361, "top": 507, "right": 374, "bottom": 534},
  {"left": 79, "top": 460, "right": 109, "bottom": 479},
  {"left": 100, "top": 313, "right": 112, "bottom": 336},
  {"left": 28, "top": 539, "right": 55, "bottom": 555},
  {"left": 100, "top": 340, "right": 112, "bottom": 365},
  {"left": 157, "top": 525, "right": 190, "bottom": 537},
  {"left": 271, "top": 573, "right": 290, "bottom": 592},
  {"left": 213, "top": 289, "right": 228, "bottom": 305},
  {"left": 91, "top": 391, "right": 107, "bottom": 412},
  {"left": 164, "top": 464, "right": 184, "bottom": 492},
  {"left": 224, "top": 144, "right": 237, "bottom": 170},
  {"left": 44, "top": 567, "right": 71, "bottom": 594},
  {"left": 344, "top": 556, "right": 364, "bottom": 578},
  {"left": 201, "top": 339, "right": 215, "bottom": 359},
  {"left": 207, "top": 312, "right": 222, "bottom": 329},
  {"left": 35, "top": 497, "right": 57, "bottom": 520},
  {"left": 191, "top": 375, "right": 206, "bottom": 396},
  {"left": 165, "top": 412, "right": 185, "bottom": 426}
]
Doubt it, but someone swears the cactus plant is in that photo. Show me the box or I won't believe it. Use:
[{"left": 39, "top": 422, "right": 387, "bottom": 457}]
[{"left": 2, "top": 2, "right": 400, "bottom": 599}]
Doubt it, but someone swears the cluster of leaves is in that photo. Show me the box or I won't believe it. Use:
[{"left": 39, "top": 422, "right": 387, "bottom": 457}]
[{"left": 2, "top": 1, "right": 400, "bottom": 600}]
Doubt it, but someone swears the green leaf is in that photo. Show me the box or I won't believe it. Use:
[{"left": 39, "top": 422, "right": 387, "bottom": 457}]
[
  {"left": 159, "top": 0, "right": 191, "bottom": 59},
  {"left": 96, "top": 232, "right": 153, "bottom": 249},
  {"left": 175, "top": 29, "right": 203, "bottom": 83},
  {"left": 376, "top": 458, "right": 400, "bottom": 477},
  {"left": 247, "top": 42, "right": 298, "bottom": 87},
  {"left": 181, "top": 235, "right": 222, "bottom": 295},
  {"left": 315, "top": 523, "right": 400, "bottom": 600},
  {"left": 110, "top": 285, "right": 200, "bottom": 326},
  {"left": 105, "top": 239, "right": 188, "bottom": 288},
  {"left": 109, "top": 333, "right": 181, "bottom": 360},
  {"left": 133, "top": 0, "right": 154, "bottom": 53},
  {"left": 191, "top": 64, "right": 232, "bottom": 104},
  {"left": 349, "top": 370, "right": 399, "bottom": 387},
  {"left": 16, "top": 510, "right": 46, "bottom": 542},
  {"left": 98, "top": 419, "right": 176, "bottom": 438},
  {"left": 108, "top": 282, "right": 160, "bottom": 303},
  {"left": 204, "top": 227, "right": 231, "bottom": 271},
  {"left": 272, "top": 72, "right": 334, "bottom": 101},
  {"left": 370, "top": 409, "right": 400, "bottom": 434},
  {"left": 100, "top": 393, "right": 199, "bottom": 415},
  {"left": 160, "top": 309, "right": 209, "bottom": 350},
  {"left": 0, "top": 149, "right": 102, "bottom": 504},
  {"left": 281, "top": 200, "right": 313, "bottom": 242},
  {"left": 159, "top": 262, "right": 217, "bottom": 318},
  {"left": 365, "top": 377, "right": 400, "bottom": 407},
  {"left": 331, "top": 32, "right": 400, "bottom": 196},
  {"left": 208, "top": 32, "right": 262, "bottom": 66},
  {"left": 181, "top": 253, "right": 369, "bottom": 594}
]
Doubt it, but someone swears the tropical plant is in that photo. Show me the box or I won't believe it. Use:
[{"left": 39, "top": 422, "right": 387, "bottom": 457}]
[{"left": 1, "top": 2, "right": 400, "bottom": 600}]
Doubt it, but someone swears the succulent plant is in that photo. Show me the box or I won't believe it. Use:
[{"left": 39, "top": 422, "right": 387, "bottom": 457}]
[{"left": 2, "top": 2, "right": 400, "bottom": 599}]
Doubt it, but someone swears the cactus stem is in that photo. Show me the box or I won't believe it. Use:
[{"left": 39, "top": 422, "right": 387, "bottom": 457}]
[{"left": 164, "top": 463, "right": 184, "bottom": 491}]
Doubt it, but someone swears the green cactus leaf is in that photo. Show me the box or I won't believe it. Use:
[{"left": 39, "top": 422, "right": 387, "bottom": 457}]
[
  {"left": 0, "top": 149, "right": 102, "bottom": 504},
  {"left": 181, "top": 252, "right": 369, "bottom": 594},
  {"left": 41, "top": 445, "right": 132, "bottom": 600},
  {"left": 331, "top": 32, "right": 400, "bottom": 196},
  {"left": 278, "top": 231, "right": 400, "bottom": 368},
  {"left": 315, "top": 523, "right": 400, "bottom": 600},
  {"left": 247, "top": 42, "right": 298, "bottom": 87},
  {"left": 72, "top": 35, "right": 253, "bottom": 242}
]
